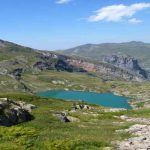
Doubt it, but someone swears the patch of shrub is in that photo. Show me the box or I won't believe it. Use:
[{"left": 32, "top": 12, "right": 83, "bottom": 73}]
[{"left": 44, "top": 139, "right": 110, "bottom": 150}]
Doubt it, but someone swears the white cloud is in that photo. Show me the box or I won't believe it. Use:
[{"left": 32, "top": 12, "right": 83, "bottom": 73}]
[
  {"left": 56, "top": 0, "right": 72, "bottom": 4},
  {"left": 88, "top": 3, "right": 150, "bottom": 23},
  {"left": 128, "top": 18, "right": 143, "bottom": 24}
]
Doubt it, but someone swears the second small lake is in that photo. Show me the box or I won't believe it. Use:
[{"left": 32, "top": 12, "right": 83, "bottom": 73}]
[{"left": 37, "top": 90, "right": 132, "bottom": 109}]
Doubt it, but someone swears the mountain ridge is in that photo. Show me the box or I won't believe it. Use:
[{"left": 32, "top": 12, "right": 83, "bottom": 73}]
[
  {"left": 0, "top": 39, "right": 149, "bottom": 94},
  {"left": 59, "top": 41, "right": 150, "bottom": 71}
]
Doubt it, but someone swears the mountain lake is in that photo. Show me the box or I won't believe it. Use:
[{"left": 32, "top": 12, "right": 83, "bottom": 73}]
[{"left": 37, "top": 90, "right": 132, "bottom": 109}]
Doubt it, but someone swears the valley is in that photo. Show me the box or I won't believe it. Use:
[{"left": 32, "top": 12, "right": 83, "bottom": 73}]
[
  {"left": 1, "top": 0, "right": 150, "bottom": 149},
  {"left": 1, "top": 39, "right": 150, "bottom": 149}
]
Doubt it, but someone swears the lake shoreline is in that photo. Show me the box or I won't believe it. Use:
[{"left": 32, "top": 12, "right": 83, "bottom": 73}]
[{"left": 36, "top": 90, "right": 132, "bottom": 109}]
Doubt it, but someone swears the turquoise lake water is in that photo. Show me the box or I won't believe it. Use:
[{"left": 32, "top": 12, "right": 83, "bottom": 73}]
[{"left": 37, "top": 90, "right": 132, "bottom": 109}]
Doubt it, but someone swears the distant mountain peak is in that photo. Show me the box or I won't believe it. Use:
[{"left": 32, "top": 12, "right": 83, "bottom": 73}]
[
  {"left": 59, "top": 41, "right": 150, "bottom": 73},
  {"left": 128, "top": 41, "right": 144, "bottom": 43},
  {"left": 122, "top": 41, "right": 146, "bottom": 45}
]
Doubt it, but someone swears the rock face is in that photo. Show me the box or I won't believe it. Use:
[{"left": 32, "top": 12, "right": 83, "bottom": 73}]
[
  {"left": 103, "top": 54, "right": 148, "bottom": 79},
  {"left": 68, "top": 58, "right": 147, "bottom": 81},
  {"left": 10, "top": 68, "right": 24, "bottom": 80},
  {"left": 0, "top": 98, "right": 36, "bottom": 126},
  {"left": 33, "top": 52, "right": 146, "bottom": 81},
  {"left": 33, "top": 54, "right": 86, "bottom": 73}
]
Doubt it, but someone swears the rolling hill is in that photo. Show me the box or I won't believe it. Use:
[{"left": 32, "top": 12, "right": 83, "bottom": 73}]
[
  {"left": 59, "top": 41, "right": 150, "bottom": 71},
  {"left": 1, "top": 40, "right": 150, "bottom": 150},
  {"left": 0, "top": 39, "right": 149, "bottom": 94}
]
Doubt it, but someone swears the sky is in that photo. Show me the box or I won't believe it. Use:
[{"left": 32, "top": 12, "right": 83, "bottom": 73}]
[{"left": 0, "top": 0, "right": 150, "bottom": 50}]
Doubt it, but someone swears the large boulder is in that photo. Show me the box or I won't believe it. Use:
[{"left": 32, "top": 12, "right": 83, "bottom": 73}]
[
  {"left": 54, "top": 112, "right": 80, "bottom": 123},
  {"left": 0, "top": 98, "right": 36, "bottom": 126},
  {"left": 54, "top": 112, "right": 70, "bottom": 123}
]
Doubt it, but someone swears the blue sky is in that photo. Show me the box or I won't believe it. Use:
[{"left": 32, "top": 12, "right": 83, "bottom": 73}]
[{"left": 0, "top": 0, "right": 150, "bottom": 50}]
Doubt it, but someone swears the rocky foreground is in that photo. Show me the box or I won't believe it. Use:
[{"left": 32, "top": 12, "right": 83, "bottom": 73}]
[
  {"left": 1, "top": 96, "right": 150, "bottom": 149},
  {"left": 117, "top": 115, "right": 150, "bottom": 150},
  {"left": 53, "top": 103, "right": 150, "bottom": 149},
  {"left": 0, "top": 98, "right": 36, "bottom": 126}
]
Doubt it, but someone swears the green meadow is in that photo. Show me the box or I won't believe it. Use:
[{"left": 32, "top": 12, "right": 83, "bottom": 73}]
[{"left": 1, "top": 94, "right": 150, "bottom": 149}]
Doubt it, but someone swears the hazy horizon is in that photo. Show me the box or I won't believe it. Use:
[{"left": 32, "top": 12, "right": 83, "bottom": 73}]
[{"left": 1, "top": 38, "right": 149, "bottom": 51}]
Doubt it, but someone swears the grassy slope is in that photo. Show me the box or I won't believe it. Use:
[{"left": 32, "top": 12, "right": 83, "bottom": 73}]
[
  {"left": 0, "top": 41, "right": 37, "bottom": 61},
  {"left": 108, "top": 81, "right": 150, "bottom": 108},
  {"left": 0, "top": 70, "right": 111, "bottom": 93},
  {"left": 0, "top": 40, "right": 129, "bottom": 93},
  {"left": 29, "top": 70, "right": 150, "bottom": 108},
  {"left": 1, "top": 40, "right": 150, "bottom": 149},
  {"left": 1, "top": 94, "right": 150, "bottom": 149},
  {"left": 1, "top": 70, "right": 150, "bottom": 108},
  {"left": 0, "top": 40, "right": 149, "bottom": 95},
  {"left": 22, "top": 71, "right": 112, "bottom": 92},
  {"left": 0, "top": 94, "right": 134, "bottom": 150}
]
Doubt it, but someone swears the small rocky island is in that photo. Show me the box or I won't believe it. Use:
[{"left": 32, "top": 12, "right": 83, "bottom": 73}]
[{"left": 0, "top": 98, "right": 36, "bottom": 126}]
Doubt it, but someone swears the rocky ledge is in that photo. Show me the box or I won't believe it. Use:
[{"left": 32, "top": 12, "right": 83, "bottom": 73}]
[
  {"left": 0, "top": 98, "right": 36, "bottom": 126},
  {"left": 103, "top": 54, "right": 148, "bottom": 80}
]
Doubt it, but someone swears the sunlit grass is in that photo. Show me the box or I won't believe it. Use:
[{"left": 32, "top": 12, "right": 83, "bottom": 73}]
[{"left": 1, "top": 94, "right": 150, "bottom": 149}]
